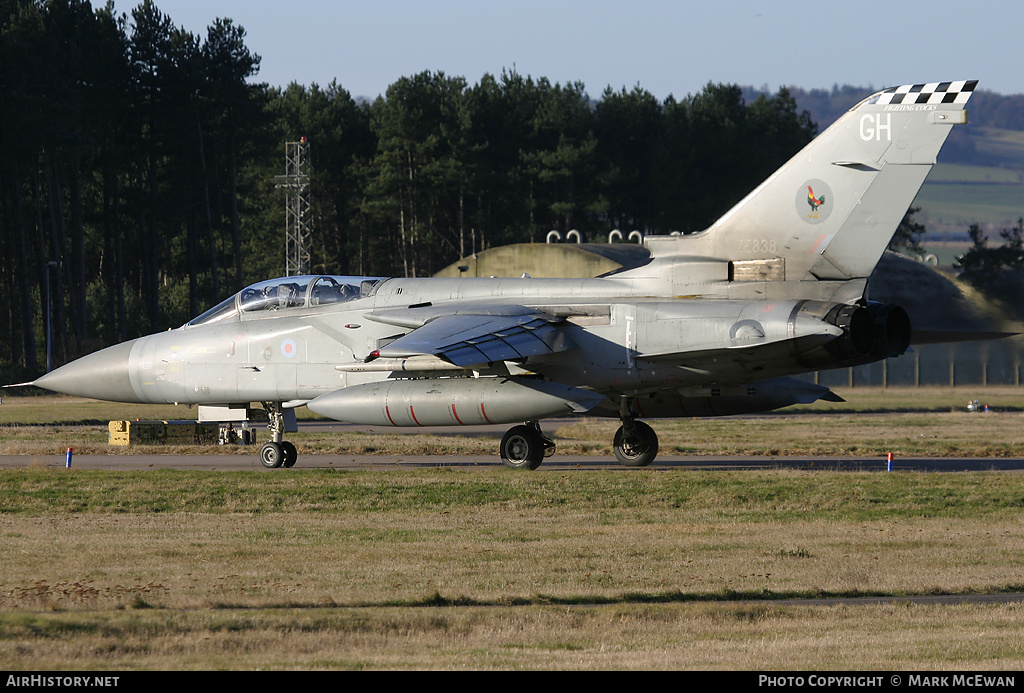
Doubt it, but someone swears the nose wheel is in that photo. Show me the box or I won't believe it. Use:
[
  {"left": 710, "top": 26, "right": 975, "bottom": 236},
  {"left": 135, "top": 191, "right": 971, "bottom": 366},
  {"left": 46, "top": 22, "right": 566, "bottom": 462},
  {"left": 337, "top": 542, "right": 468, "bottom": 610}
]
[{"left": 260, "top": 440, "right": 297, "bottom": 468}]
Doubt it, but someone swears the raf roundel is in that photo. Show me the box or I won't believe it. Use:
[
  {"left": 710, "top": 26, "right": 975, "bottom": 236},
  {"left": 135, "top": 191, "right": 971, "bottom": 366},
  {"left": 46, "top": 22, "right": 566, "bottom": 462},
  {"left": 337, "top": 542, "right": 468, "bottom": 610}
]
[{"left": 281, "top": 338, "right": 297, "bottom": 358}]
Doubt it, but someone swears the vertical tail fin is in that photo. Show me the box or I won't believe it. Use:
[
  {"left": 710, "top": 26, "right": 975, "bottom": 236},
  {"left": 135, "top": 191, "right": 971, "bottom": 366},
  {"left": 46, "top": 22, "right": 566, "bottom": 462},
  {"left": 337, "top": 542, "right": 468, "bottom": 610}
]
[{"left": 645, "top": 80, "right": 976, "bottom": 283}]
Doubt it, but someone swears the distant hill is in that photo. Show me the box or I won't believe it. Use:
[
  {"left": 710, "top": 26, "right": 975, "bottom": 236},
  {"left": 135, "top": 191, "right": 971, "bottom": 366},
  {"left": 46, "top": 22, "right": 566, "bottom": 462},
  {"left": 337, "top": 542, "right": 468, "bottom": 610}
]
[
  {"left": 745, "top": 85, "right": 1024, "bottom": 138},
  {"left": 744, "top": 85, "right": 1024, "bottom": 246}
]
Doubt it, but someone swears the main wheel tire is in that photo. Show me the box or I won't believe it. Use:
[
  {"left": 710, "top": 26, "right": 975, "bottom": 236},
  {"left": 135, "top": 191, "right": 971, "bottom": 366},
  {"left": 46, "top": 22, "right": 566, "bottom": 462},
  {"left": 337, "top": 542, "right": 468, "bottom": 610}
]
[
  {"left": 281, "top": 441, "right": 298, "bottom": 468},
  {"left": 613, "top": 420, "right": 659, "bottom": 467},
  {"left": 500, "top": 425, "right": 546, "bottom": 470},
  {"left": 260, "top": 441, "right": 284, "bottom": 468}
]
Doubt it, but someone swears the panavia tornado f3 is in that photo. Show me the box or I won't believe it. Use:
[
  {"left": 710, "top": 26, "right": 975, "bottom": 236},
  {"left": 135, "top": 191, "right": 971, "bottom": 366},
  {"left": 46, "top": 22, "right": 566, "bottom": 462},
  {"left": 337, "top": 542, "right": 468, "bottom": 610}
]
[{"left": 30, "top": 81, "right": 978, "bottom": 469}]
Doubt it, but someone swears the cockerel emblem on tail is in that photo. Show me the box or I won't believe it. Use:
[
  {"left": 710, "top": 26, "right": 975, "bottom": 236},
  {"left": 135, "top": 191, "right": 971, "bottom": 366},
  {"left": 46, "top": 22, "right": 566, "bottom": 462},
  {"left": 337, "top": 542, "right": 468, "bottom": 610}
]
[{"left": 806, "top": 185, "right": 826, "bottom": 218}]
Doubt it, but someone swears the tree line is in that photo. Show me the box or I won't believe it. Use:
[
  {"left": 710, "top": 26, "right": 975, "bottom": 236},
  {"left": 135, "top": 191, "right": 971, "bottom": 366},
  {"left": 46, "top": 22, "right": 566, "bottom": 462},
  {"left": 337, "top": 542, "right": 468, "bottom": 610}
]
[
  {"left": 956, "top": 218, "right": 1024, "bottom": 318},
  {"left": 1, "top": 0, "right": 824, "bottom": 380}
]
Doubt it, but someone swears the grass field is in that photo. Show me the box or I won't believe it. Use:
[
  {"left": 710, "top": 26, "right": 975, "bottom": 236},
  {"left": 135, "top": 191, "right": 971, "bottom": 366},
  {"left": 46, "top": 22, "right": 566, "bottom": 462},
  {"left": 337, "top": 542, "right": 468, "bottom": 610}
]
[{"left": 2, "top": 389, "right": 1024, "bottom": 670}]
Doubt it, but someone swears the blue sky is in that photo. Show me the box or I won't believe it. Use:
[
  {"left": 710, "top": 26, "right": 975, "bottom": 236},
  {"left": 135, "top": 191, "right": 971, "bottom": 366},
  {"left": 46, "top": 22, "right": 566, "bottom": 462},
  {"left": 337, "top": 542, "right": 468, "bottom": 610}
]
[{"left": 98, "top": 0, "right": 1024, "bottom": 99}]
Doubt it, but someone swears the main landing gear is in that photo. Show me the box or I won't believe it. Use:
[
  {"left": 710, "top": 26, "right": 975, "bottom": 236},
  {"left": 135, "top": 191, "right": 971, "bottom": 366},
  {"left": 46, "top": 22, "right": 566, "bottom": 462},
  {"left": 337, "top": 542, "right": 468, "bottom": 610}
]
[
  {"left": 612, "top": 395, "right": 658, "bottom": 467},
  {"left": 499, "top": 421, "right": 556, "bottom": 470},
  {"left": 612, "top": 419, "right": 659, "bottom": 467},
  {"left": 259, "top": 402, "right": 297, "bottom": 469},
  {"left": 499, "top": 408, "right": 660, "bottom": 470}
]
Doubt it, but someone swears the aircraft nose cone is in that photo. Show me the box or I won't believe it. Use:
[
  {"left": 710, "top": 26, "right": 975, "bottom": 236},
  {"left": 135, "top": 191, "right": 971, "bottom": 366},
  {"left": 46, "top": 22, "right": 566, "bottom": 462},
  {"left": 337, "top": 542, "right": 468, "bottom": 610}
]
[{"left": 34, "top": 339, "right": 142, "bottom": 402}]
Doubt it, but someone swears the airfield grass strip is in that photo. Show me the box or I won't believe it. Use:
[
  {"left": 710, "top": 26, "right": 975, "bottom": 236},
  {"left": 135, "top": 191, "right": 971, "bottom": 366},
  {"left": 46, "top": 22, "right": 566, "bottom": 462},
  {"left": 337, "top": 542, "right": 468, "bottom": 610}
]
[
  {"left": 3, "top": 601, "right": 1024, "bottom": 671},
  {"left": 2, "top": 468, "right": 1024, "bottom": 521},
  {"left": 13, "top": 586, "right": 1023, "bottom": 614},
  {"left": 4, "top": 468, "right": 1024, "bottom": 670},
  {"left": 297, "top": 586, "right": 1024, "bottom": 609}
]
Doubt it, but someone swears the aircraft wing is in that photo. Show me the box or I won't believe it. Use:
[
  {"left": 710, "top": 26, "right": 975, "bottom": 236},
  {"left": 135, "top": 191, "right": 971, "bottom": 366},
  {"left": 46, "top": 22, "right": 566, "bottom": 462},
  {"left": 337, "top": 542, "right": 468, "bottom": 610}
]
[{"left": 367, "top": 309, "right": 574, "bottom": 367}]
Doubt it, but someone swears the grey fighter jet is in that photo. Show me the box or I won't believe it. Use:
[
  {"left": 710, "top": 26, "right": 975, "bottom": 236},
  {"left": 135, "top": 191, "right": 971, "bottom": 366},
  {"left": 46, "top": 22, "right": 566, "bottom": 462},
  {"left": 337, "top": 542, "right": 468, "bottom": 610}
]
[{"left": 30, "top": 81, "right": 977, "bottom": 469}]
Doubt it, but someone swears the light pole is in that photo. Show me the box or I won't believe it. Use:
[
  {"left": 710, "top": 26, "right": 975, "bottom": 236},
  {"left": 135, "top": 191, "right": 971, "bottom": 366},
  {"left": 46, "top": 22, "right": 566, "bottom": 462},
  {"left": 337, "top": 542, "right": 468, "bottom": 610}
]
[{"left": 44, "top": 260, "right": 58, "bottom": 373}]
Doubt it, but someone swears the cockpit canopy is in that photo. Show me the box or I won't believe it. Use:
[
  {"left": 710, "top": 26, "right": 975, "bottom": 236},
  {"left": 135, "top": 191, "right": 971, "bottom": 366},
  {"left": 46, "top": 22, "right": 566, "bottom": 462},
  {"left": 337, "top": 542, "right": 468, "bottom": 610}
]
[{"left": 186, "top": 275, "right": 385, "bottom": 327}]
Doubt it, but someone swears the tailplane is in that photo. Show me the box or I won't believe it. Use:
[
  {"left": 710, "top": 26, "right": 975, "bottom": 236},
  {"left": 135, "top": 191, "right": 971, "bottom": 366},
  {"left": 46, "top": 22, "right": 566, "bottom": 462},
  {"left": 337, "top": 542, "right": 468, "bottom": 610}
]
[{"left": 642, "top": 81, "right": 976, "bottom": 285}]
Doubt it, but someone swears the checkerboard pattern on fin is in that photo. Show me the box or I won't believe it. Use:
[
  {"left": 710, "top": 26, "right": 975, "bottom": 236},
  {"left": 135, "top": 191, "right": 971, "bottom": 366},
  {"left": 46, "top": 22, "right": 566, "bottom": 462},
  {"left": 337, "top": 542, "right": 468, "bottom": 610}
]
[{"left": 871, "top": 80, "right": 977, "bottom": 105}]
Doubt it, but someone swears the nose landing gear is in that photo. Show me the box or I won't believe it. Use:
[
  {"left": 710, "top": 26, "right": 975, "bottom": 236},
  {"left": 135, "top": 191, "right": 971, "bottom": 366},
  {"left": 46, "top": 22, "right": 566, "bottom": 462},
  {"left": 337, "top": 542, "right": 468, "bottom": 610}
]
[
  {"left": 259, "top": 402, "right": 298, "bottom": 468},
  {"left": 260, "top": 440, "right": 297, "bottom": 468}
]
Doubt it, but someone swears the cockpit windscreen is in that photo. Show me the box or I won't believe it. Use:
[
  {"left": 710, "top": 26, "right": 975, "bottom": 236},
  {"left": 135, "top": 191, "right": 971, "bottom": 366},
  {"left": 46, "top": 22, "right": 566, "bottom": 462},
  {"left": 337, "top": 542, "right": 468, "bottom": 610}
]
[{"left": 187, "top": 275, "right": 384, "bottom": 327}]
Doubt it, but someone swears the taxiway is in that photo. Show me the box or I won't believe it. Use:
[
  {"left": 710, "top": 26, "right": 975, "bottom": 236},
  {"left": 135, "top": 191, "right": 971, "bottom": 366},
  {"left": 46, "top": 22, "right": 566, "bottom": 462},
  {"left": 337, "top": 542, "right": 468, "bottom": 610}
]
[{"left": 3, "top": 452, "right": 1024, "bottom": 472}]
